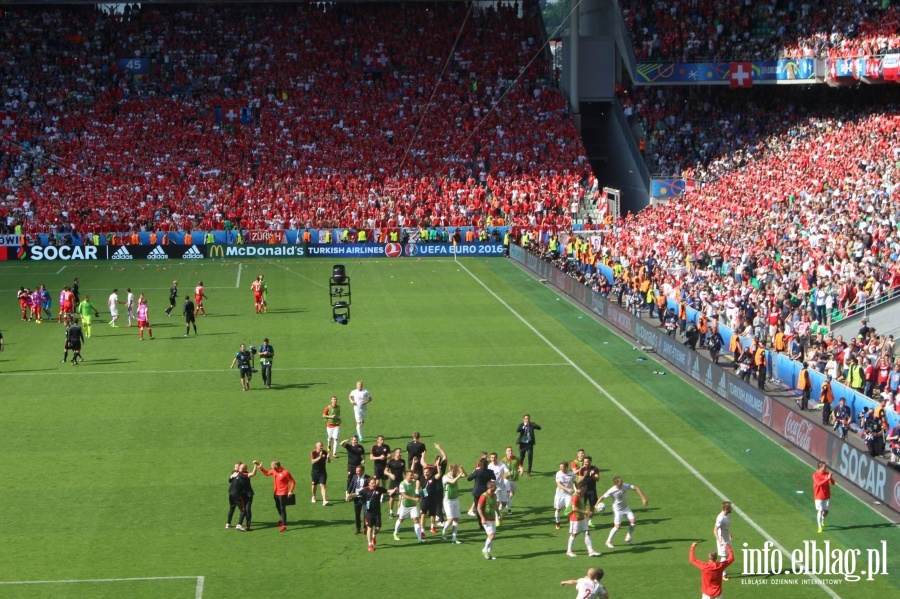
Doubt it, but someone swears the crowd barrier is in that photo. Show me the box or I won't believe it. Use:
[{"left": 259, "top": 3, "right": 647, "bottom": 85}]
[
  {"left": 591, "top": 264, "right": 899, "bottom": 431},
  {"left": 7, "top": 226, "right": 512, "bottom": 247},
  {"left": 511, "top": 245, "right": 900, "bottom": 513}
]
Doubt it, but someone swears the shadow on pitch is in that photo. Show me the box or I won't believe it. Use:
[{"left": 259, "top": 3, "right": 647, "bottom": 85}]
[
  {"left": 264, "top": 382, "right": 322, "bottom": 390},
  {"left": 146, "top": 332, "right": 235, "bottom": 339},
  {"left": 830, "top": 522, "right": 898, "bottom": 531},
  {"left": 252, "top": 515, "right": 352, "bottom": 531},
  {"left": 613, "top": 543, "right": 672, "bottom": 555},
  {"left": 80, "top": 358, "right": 136, "bottom": 365}
]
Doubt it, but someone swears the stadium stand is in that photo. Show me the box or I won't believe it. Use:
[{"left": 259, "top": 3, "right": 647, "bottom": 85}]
[
  {"left": 621, "top": 0, "right": 900, "bottom": 61},
  {"left": 0, "top": 2, "right": 594, "bottom": 236},
  {"left": 582, "top": 84, "right": 900, "bottom": 333}
]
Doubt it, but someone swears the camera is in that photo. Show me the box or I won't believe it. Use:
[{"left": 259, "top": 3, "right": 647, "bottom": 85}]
[{"left": 250, "top": 346, "right": 258, "bottom": 355}]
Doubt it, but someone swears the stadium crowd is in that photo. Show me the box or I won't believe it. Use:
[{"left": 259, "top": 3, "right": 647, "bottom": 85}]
[
  {"left": 621, "top": 0, "right": 900, "bottom": 61},
  {"left": 3, "top": 1, "right": 900, "bottom": 336},
  {"left": 616, "top": 84, "right": 900, "bottom": 324},
  {"left": 0, "top": 2, "right": 590, "bottom": 237}
]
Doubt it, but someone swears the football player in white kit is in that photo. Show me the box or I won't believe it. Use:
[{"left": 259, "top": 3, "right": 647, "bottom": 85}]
[
  {"left": 554, "top": 461, "right": 576, "bottom": 530},
  {"left": 487, "top": 452, "right": 510, "bottom": 524},
  {"left": 599, "top": 476, "right": 648, "bottom": 548},
  {"left": 560, "top": 567, "right": 609, "bottom": 599},
  {"left": 125, "top": 288, "right": 136, "bottom": 327},
  {"left": 715, "top": 501, "right": 733, "bottom": 581},
  {"left": 348, "top": 380, "right": 372, "bottom": 441}
]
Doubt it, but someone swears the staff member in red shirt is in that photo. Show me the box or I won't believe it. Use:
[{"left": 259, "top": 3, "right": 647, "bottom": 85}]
[
  {"left": 257, "top": 460, "right": 296, "bottom": 532},
  {"left": 812, "top": 461, "right": 835, "bottom": 534},
  {"left": 690, "top": 541, "right": 733, "bottom": 599}
]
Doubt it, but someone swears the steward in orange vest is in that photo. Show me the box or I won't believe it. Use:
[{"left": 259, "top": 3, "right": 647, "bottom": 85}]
[
  {"left": 820, "top": 377, "right": 834, "bottom": 424},
  {"left": 773, "top": 328, "right": 786, "bottom": 353},
  {"left": 754, "top": 344, "right": 767, "bottom": 391},
  {"left": 797, "top": 363, "right": 811, "bottom": 411}
]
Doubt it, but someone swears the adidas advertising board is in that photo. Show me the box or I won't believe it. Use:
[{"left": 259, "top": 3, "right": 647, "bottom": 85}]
[
  {"left": 120, "top": 244, "right": 202, "bottom": 260},
  {"left": 182, "top": 245, "right": 204, "bottom": 259},
  {"left": 111, "top": 246, "right": 133, "bottom": 260},
  {"left": 24, "top": 244, "right": 207, "bottom": 261},
  {"left": 147, "top": 245, "right": 169, "bottom": 259}
]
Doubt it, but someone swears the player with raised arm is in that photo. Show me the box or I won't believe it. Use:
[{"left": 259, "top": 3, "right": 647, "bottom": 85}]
[
  {"left": 690, "top": 541, "right": 733, "bottom": 599},
  {"left": 441, "top": 463, "right": 466, "bottom": 544},
  {"left": 560, "top": 568, "right": 609, "bottom": 599},
  {"left": 600, "top": 476, "right": 648, "bottom": 548}
]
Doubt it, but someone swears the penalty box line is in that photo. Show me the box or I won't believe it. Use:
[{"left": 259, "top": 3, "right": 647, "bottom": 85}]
[
  {"left": 457, "top": 260, "right": 845, "bottom": 599},
  {"left": 0, "top": 576, "right": 205, "bottom": 599}
]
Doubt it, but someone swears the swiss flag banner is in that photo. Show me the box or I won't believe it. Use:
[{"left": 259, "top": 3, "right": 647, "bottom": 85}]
[
  {"left": 883, "top": 54, "right": 900, "bottom": 81},
  {"left": 0, "top": 109, "right": 16, "bottom": 128},
  {"left": 212, "top": 100, "right": 242, "bottom": 125},
  {"left": 729, "top": 62, "right": 753, "bottom": 88}
]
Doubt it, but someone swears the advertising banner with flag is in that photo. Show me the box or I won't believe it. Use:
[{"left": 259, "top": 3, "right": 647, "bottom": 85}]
[
  {"left": 827, "top": 58, "right": 855, "bottom": 80},
  {"left": 883, "top": 54, "right": 900, "bottom": 81},
  {"left": 650, "top": 179, "right": 701, "bottom": 197},
  {"left": 729, "top": 62, "right": 753, "bottom": 88}
]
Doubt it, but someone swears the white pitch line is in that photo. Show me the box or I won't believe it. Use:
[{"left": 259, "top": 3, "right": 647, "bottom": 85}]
[
  {"left": 457, "top": 260, "right": 844, "bottom": 598},
  {"left": 55, "top": 266, "right": 67, "bottom": 275},
  {"left": 0, "top": 576, "right": 202, "bottom": 585},
  {"left": 275, "top": 263, "right": 329, "bottom": 289},
  {"left": 235, "top": 262, "right": 243, "bottom": 288},
  {"left": 0, "top": 363, "right": 568, "bottom": 377},
  {"left": 196, "top": 576, "right": 205, "bottom": 599}
]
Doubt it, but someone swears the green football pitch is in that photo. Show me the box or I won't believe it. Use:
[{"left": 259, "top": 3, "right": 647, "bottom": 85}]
[{"left": 1, "top": 256, "right": 897, "bottom": 598}]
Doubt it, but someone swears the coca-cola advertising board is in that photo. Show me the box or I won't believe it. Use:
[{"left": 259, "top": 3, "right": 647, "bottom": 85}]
[{"left": 768, "top": 397, "right": 828, "bottom": 460}]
